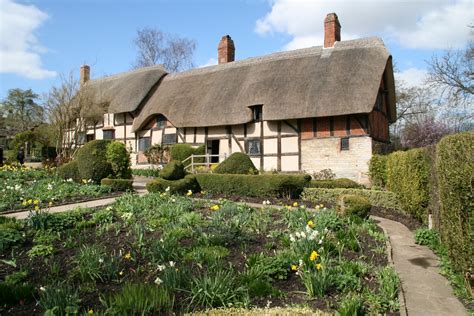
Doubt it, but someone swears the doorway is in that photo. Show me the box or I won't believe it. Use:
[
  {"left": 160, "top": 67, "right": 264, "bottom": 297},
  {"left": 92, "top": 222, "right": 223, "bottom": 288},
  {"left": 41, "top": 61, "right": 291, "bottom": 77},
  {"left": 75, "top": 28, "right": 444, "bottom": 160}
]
[{"left": 207, "top": 139, "right": 220, "bottom": 163}]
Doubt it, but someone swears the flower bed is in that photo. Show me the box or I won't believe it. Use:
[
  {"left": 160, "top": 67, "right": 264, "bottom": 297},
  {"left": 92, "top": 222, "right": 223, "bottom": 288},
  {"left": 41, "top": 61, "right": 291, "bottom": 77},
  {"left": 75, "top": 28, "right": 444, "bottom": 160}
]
[
  {"left": 0, "top": 193, "right": 400, "bottom": 315},
  {"left": 0, "top": 165, "right": 114, "bottom": 213}
]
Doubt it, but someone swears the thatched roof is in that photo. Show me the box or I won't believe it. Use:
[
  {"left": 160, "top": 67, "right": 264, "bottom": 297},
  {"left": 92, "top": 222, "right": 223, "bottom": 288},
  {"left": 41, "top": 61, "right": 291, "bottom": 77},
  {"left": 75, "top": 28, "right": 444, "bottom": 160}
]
[
  {"left": 132, "top": 37, "right": 396, "bottom": 131},
  {"left": 81, "top": 65, "right": 167, "bottom": 114}
]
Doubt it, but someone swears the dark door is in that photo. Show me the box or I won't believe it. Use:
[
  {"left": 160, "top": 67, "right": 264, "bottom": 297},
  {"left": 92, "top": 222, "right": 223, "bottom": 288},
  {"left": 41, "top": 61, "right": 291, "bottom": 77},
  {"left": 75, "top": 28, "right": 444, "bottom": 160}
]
[{"left": 207, "top": 140, "right": 220, "bottom": 163}]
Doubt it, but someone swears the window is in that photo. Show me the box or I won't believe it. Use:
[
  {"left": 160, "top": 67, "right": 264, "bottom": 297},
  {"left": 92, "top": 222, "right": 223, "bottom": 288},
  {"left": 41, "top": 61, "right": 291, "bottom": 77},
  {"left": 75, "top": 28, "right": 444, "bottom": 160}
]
[
  {"left": 77, "top": 132, "right": 86, "bottom": 145},
  {"left": 138, "top": 137, "right": 151, "bottom": 151},
  {"left": 156, "top": 115, "right": 167, "bottom": 129},
  {"left": 341, "top": 137, "right": 349, "bottom": 151},
  {"left": 86, "top": 134, "right": 95, "bottom": 142},
  {"left": 247, "top": 139, "right": 261, "bottom": 155},
  {"left": 103, "top": 130, "right": 115, "bottom": 140},
  {"left": 163, "top": 133, "right": 177, "bottom": 145},
  {"left": 251, "top": 105, "right": 263, "bottom": 122}
]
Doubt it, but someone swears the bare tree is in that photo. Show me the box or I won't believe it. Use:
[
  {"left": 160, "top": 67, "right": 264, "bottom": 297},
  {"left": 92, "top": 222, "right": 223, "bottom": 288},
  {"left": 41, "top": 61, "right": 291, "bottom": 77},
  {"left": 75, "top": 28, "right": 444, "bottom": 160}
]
[{"left": 133, "top": 27, "right": 196, "bottom": 72}]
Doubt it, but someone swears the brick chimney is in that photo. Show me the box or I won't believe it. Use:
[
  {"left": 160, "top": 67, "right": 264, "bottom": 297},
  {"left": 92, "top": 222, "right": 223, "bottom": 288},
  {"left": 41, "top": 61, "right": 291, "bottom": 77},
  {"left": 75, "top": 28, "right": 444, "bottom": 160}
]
[
  {"left": 80, "top": 65, "right": 90, "bottom": 86},
  {"left": 324, "top": 13, "right": 341, "bottom": 48},
  {"left": 218, "top": 35, "right": 235, "bottom": 64}
]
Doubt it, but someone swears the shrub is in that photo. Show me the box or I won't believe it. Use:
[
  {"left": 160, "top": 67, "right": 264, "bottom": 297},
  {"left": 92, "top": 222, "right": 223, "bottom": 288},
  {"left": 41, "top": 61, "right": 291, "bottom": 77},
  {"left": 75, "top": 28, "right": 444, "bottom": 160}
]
[
  {"left": 57, "top": 161, "right": 79, "bottom": 182},
  {"left": 160, "top": 160, "right": 185, "bottom": 180},
  {"left": 308, "top": 178, "right": 361, "bottom": 189},
  {"left": 106, "top": 141, "right": 132, "bottom": 179},
  {"left": 386, "top": 148, "right": 431, "bottom": 221},
  {"left": 436, "top": 132, "right": 473, "bottom": 274},
  {"left": 75, "top": 140, "right": 112, "bottom": 183},
  {"left": 369, "top": 154, "right": 388, "bottom": 188},
  {"left": 147, "top": 174, "right": 199, "bottom": 194},
  {"left": 336, "top": 195, "right": 372, "bottom": 219},
  {"left": 145, "top": 144, "right": 170, "bottom": 164},
  {"left": 214, "top": 152, "right": 257, "bottom": 174},
  {"left": 0, "top": 228, "right": 24, "bottom": 252},
  {"left": 101, "top": 178, "right": 134, "bottom": 192},
  {"left": 302, "top": 188, "right": 402, "bottom": 211},
  {"left": 132, "top": 168, "right": 160, "bottom": 177},
  {"left": 312, "top": 168, "right": 336, "bottom": 180},
  {"left": 414, "top": 228, "right": 440, "bottom": 247},
  {"left": 170, "top": 144, "right": 194, "bottom": 166},
  {"left": 196, "top": 174, "right": 310, "bottom": 198}
]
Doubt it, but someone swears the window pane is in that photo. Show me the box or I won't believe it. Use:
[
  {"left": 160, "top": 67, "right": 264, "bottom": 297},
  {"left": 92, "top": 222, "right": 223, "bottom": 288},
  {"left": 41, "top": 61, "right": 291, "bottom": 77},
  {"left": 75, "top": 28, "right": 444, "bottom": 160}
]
[
  {"left": 103, "top": 130, "right": 115, "bottom": 140},
  {"left": 248, "top": 139, "right": 260, "bottom": 155},
  {"left": 163, "top": 134, "right": 176, "bottom": 144},
  {"left": 341, "top": 137, "right": 349, "bottom": 151},
  {"left": 139, "top": 137, "right": 151, "bottom": 151}
]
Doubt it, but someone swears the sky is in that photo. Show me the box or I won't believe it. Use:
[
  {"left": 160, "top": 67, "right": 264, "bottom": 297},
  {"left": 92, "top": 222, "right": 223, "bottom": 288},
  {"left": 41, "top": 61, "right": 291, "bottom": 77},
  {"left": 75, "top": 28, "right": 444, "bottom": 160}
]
[{"left": 0, "top": 0, "right": 472, "bottom": 101}]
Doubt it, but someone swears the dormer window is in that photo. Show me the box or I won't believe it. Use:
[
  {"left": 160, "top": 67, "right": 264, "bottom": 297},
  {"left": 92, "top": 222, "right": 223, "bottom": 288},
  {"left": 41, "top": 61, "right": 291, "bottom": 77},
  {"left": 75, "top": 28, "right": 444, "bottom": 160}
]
[
  {"left": 156, "top": 115, "right": 167, "bottom": 129},
  {"left": 251, "top": 105, "right": 263, "bottom": 122}
]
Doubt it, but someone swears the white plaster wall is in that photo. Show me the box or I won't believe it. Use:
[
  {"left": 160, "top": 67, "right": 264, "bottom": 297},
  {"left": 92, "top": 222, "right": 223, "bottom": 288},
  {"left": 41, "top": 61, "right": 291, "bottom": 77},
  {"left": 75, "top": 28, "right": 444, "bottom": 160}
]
[
  {"left": 301, "top": 136, "right": 372, "bottom": 185},
  {"left": 196, "top": 128, "right": 205, "bottom": 143},
  {"left": 231, "top": 138, "right": 244, "bottom": 153},
  {"left": 281, "top": 137, "right": 298, "bottom": 153},
  {"left": 281, "top": 120, "right": 298, "bottom": 136},
  {"left": 151, "top": 131, "right": 161, "bottom": 145},
  {"left": 264, "top": 157, "right": 278, "bottom": 171},
  {"left": 250, "top": 157, "right": 260, "bottom": 169},
  {"left": 247, "top": 122, "right": 260, "bottom": 137},
  {"left": 264, "top": 138, "right": 278, "bottom": 154},
  {"left": 208, "top": 126, "right": 227, "bottom": 138},
  {"left": 95, "top": 129, "right": 103, "bottom": 139},
  {"left": 185, "top": 128, "right": 194, "bottom": 143},
  {"left": 281, "top": 155, "right": 299, "bottom": 171},
  {"left": 263, "top": 121, "right": 279, "bottom": 136},
  {"left": 219, "top": 139, "right": 231, "bottom": 157}
]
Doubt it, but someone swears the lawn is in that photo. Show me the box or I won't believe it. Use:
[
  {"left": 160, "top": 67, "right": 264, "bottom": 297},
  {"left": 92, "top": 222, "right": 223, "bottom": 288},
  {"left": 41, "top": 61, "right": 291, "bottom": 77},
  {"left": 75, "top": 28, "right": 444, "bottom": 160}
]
[
  {"left": 0, "top": 165, "right": 114, "bottom": 213},
  {"left": 0, "top": 192, "right": 400, "bottom": 315}
]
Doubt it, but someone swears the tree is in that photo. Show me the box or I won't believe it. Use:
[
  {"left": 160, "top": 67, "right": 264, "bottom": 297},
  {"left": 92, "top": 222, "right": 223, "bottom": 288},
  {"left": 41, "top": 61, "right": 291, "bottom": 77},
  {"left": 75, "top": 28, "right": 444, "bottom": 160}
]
[
  {"left": 401, "top": 117, "right": 451, "bottom": 149},
  {"left": 0, "top": 88, "right": 44, "bottom": 134},
  {"left": 132, "top": 27, "right": 196, "bottom": 72}
]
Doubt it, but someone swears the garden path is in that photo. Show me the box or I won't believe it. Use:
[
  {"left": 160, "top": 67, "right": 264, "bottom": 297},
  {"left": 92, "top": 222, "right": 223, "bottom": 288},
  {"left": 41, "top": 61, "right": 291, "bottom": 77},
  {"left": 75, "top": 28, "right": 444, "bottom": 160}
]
[{"left": 372, "top": 216, "right": 467, "bottom": 316}]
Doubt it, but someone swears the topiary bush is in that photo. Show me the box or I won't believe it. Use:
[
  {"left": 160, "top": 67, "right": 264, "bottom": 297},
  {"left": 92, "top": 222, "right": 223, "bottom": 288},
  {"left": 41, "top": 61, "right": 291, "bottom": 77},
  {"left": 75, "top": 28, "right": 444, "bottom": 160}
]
[
  {"left": 195, "top": 174, "right": 310, "bottom": 198},
  {"left": 106, "top": 141, "right": 132, "bottom": 179},
  {"left": 160, "top": 160, "right": 185, "bottom": 180},
  {"left": 308, "top": 178, "right": 362, "bottom": 189},
  {"left": 146, "top": 174, "right": 199, "bottom": 194},
  {"left": 336, "top": 195, "right": 372, "bottom": 219},
  {"left": 214, "top": 152, "right": 258, "bottom": 174},
  {"left": 101, "top": 178, "right": 134, "bottom": 192},
  {"left": 436, "top": 132, "right": 473, "bottom": 274},
  {"left": 57, "top": 160, "right": 79, "bottom": 182},
  {"left": 386, "top": 148, "right": 431, "bottom": 222},
  {"left": 369, "top": 154, "right": 388, "bottom": 188},
  {"left": 75, "top": 140, "right": 112, "bottom": 183},
  {"left": 170, "top": 144, "right": 194, "bottom": 166}
]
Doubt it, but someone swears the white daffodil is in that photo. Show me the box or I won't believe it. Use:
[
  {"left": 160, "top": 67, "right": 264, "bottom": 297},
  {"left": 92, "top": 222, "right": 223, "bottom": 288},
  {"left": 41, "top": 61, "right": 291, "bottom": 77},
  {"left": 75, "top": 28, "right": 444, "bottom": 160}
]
[{"left": 154, "top": 277, "right": 163, "bottom": 285}]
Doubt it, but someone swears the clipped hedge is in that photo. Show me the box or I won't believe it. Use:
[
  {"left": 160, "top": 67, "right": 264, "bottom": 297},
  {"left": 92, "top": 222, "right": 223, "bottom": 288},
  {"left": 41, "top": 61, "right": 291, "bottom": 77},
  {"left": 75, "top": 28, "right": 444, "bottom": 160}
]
[
  {"left": 214, "top": 152, "right": 258, "bottom": 175},
  {"left": 436, "top": 132, "right": 473, "bottom": 274},
  {"left": 336, "top": 195, "right": 372, "bottom": 219},
  {"left": 101, "top": 178, "right": 134, "bottom": 192},
  {"left": 368, "top": 154, "right": 388, "bottom": 188},
  {"left": 147, "top": 174, "right": 199, "bottom": 194},
  {"left": 196, "top": 174, "right": 310, "bottom": 198},
  {"left": 57, "top": 160, "right": 79, "bottom": 182},
  {"left": 76, "top": 140, "right": 112, "bottom": 183},
  {"left": 302, "top": 188, "right": 402, "bottom": 212},
  {"left": 160, "top": 161, "right": 185, "bottom": 180},
  {"left": 308, "top": 178, "right": 361, "bottom": 189},
  {"left": 386, "top": 148, "right": 431, "bottom": 222},
  {"left": 170, "top": 144, "right": 205, "bottom": 167}
]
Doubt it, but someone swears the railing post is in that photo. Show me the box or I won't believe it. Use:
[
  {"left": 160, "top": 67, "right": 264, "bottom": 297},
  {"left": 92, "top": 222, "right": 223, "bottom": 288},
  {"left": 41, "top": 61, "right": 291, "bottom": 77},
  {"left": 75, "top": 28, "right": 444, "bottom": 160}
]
[{"left": 191, "top": 155, "right": 194, "bottom": 173}]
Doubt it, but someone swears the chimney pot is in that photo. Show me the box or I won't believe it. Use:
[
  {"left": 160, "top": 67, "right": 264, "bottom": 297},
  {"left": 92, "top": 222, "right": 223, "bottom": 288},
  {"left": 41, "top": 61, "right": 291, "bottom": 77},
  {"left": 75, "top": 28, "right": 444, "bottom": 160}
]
[
  {"left": 218, "top": 35, "right": 235, "bottom": 64},
  {"left": 80, "top": 65, "right": 90, "bottom": 86},
  {"left": 324, "top": 13, "right": 341, "bottom": 48}
]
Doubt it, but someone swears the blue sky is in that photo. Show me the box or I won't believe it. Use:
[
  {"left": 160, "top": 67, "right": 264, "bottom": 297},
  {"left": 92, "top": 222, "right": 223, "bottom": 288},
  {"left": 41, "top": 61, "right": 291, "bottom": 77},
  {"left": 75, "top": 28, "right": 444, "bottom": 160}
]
[{"left": 0, "top": 0, "right": 472, "bottom": 100}]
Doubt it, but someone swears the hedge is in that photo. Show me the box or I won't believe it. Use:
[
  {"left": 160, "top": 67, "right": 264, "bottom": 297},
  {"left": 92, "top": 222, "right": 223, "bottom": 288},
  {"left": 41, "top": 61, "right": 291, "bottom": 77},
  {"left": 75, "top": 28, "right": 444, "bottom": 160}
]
[
  {"left": 196, "top": 174, "right": 310, "bottom": 198},
  {"left": 57, "top": 160, "right": 79, "bottom": 182},
  {"left": 436, "top": 132, "right": 473, "bottom": 274},
  {"left": 308, "top": 178, "right": 362, "bottom": 189},
  {"left": 160, "top": 161, "right": 185, "bottom": 180},
  {"left": 368, "top": 154, "right": 388, "bottom": 188},
  {"left": 147, "top": 174, "right": 199, "bottom": 194},
  {"left": 106, "top": 141, "right": 132, "bottom": 179},
  {"left": 336, "top": 195, "right": 372, "bottom": 219},
  {"left": 75, "top": 140, "right": 113, "bottom": 183},
  {"left": 101, "top": 178, "right": 134, "bottom": 192},
  {"left": 386, "top": 148, "right": 431, "bottom": 222},
  {"left": 214, "top": 152, "right": 258, "bottom": 175},
  {"left": 301, "top": 188, "right": 402, "bottom": 212},
  {"left": 170, "top": 144, "right": 205, "bottom": 167}
]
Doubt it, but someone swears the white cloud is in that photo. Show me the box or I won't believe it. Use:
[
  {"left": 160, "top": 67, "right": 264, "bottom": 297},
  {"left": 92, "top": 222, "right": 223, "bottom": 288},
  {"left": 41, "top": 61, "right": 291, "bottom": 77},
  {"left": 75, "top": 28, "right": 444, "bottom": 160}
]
[
  {"left": 395, "top": 67, "right": 428, "bottom": 88},
  {"left": 199, "top": 57, "right": 218, "bottom": 68},
  {"left": 256, "top": 0, "right": 473, "bottom": 50},
  {"left": 0, "top": 0, "right": 56, "bottom": 79}
]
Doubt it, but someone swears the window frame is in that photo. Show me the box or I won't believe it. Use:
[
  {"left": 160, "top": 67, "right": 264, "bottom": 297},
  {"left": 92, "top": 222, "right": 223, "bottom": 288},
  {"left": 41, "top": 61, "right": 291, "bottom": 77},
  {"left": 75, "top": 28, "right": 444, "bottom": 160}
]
[
  {"left": 162, "top": 133, "right": 177, "bottom": 145},
  {"left": 246, "top": 138, "right": 261, "bottom": 156},
  {"left": 156, "top": 115, "right": 167, "bottom": 129},
  {"left": 251, "top": 105, "right": 263, "bottom": 122},
  {"left": 103, "top": 130, "right": 115, "bottom": 140},
  {"left": 340, "top": 137, "right": 350, "bottom": 151},
  {"left": 138, "top": 137, "right": 151, "bottom": 152}
]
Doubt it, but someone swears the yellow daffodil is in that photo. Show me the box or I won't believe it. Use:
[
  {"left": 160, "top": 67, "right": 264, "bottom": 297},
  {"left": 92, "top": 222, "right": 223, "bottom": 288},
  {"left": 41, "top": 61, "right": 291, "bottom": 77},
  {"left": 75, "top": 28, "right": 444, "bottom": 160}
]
[
  {"left": 186, "top": 190, "right": 193, "bottom": 196},
  {"left": 124, "top": 252, "right": 132, "bottom": 260},
  {"left": 28, "top": 199, "right": 32, "bottom": 205},
  {"left": 307, "top": 220, "right": 315, "bottom": 228},
  {"left": 210, "top": 204, "right": 220, "bottom": 211},
  {"left": 34, "top": 200, "right": 39, "bottom": 205},
  {"left": 291, "top": 264, "right": 298, "bottom": 271},
  {"left": 316, "top": 263, "right": 322, "bottom": 270},
  {"left": 309, "top": 250, "right": 318, "bottom": 261},
  {"left": 293, "top": 202, "right": 299, "bottom": 207},
  {"left": 320, "top": 204, "right": 324, "bottom": 208},
  {"left": 82, "top": 179, "right": 87, "bottom": 184},
  {"left": 21, "top": 201, "right": 27, "bottom": 206},
  {"left": 49, "top": 201, "right": 53, "bottom": 207},
  {"left": 88, "top": 309, "right": 94, "bottom": 315},
  {"left": 34, "top": 205, "right": 39, "bottom": 211}
]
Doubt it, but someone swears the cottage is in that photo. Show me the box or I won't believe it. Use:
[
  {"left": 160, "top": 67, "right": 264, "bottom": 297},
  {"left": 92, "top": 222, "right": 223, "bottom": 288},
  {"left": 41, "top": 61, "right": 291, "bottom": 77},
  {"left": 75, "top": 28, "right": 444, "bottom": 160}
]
[{"left": 75, "top": 13, "right": 396, "bottom": 184}]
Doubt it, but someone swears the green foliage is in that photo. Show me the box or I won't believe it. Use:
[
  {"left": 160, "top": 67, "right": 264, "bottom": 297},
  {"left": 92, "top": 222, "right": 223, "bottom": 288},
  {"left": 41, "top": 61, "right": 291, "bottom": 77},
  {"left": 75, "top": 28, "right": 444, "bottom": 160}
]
[
  {"left": 312, "top": 168, "right": 336, "bottom": 180},
  {"left": 0, "top": 227, "right": 24, "bottom": 252},
  {"left": 368, "top": 154, "right": 388, "bottom": 188},
  {"left": 185, "top": 245, "right": 230, "bottom": 265},
  {"left": 101, "top": 283, "right": 174, "bottom": 315},
  {"left": 4, "top": 270, "right": 28, "bottom": 286},
  {"left": 0, "top": 282, "right": 35, "bottom": 306},
  {"left": 299, "top": 264, "right": 333, "bottom": 298},
  {"left": 376, "top": 267, "right": 400, "bottom": 311},
  {"left": 147, "top": 174, "right": 199, "bottom": 194},
  {"left": 39, "top": 282, "right": 80, "bottom": 315},
  {"left": 106, "top": 141, "right": 132, "bottom": 179},
  {"left": 386, "top": 148, "right": 431, "bottom": 221},
  {"left": 336, "top": 195, "right": 372, "bottom": 219},
  {"left": 27, "top": 244, "right": 54, "bottom": 258},
  {"left": 308, "top": 178, "right": 362, "bottom": 189},
  {"left": 214, "top": 152, "right": 258, "bottom": 175},
  {"left": 436, "top": 132, "right": 473, "bottom": 275},
  {"left": 196, "top": 174, "right": 310, "bottom": 198},
  {"left": 414, "top": 228, "right": 440, "bottom": 247},
  {"left": 170, "top": 144, "right": 194, "bottom": 166},
  {"left": 160, "top": 160, "right": 186, "bottom": 180},
  {"left": 56, "top": 161, "right": 79, "bottom": 182},
  {"left": 73, "top": 245, "right": 119, "bottom": 282},
  {"left": 100, "top": 178, "right": 134, "bottom": 192},
  {"left": 131, "top": 168, "right": 160, "bottom": 177},
  {"left": 337, "top": 295, "right": 365, "bottom": 316},
  {"left": 302, "top": 188, "right": 402, "bottom": 211},
  {"left": 75, "top": 140, "right": 113, "bottom": 183}
]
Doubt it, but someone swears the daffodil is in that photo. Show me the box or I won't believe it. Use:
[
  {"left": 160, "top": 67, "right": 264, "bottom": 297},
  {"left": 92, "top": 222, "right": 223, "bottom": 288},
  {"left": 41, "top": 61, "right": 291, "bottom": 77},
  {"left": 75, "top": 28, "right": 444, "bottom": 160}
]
[
  {"left": 186, "top": 190, "right": 193, "bottom": 196},
  {"left": 316, "top": 263, "right": 322, "bottom": 270},
  {"left": 293, "top": 202, "right": 299, "bottom": 207},
  {"left": 307, "top": 220, "right": 315, "bottom": 228},
  {"left": 210, "top": 204, "right": 220, "bottom": 211},
  {"left": 88, "top": 309, "right": 94, "bottom": 315},
  {"left": 309, "top": 250, "right": 318, "bottom": 261},
  {"left": 34, "top": 200, "right": 39, "bottom": 205},
  {"left": 124, "top": 252, "right": 132, "bottom": 260},
  {"left": 34, "top": 205, "right": 39, "bottom": 211},
  {"left": 291, "top": 264, "right": 298, "bottom": 271}
]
